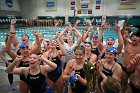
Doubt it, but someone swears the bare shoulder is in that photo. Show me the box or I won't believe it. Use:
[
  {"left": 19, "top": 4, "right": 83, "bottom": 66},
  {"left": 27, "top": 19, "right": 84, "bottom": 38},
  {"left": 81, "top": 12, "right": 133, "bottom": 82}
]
[
  {"left": 114, "top": 62, "right": 122, "bottom": 70},
  {"left": 43, "top": 51, "right": 48, "bottom": 58},
  {"left": 67, "top": 59, "right": 75, "bottom": 66},
  {"left": 40, "top": 65, "right": 47, "bottom": 76},
  {"left": 91, "top": 53, "right": 97, "bottom": 58}
]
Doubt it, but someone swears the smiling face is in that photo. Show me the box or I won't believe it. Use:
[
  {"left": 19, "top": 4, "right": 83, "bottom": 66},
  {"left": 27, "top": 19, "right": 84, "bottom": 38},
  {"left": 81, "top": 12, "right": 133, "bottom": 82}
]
[
  {"left": 92, "top": 36, "right": 98, "bottom": 44},
  {"left": 131, "top": 35, "right": 140, "bottom": 45},
  {"left": 105, "top": 52, "right": 115, "bottom": 61},
  {"left": 20, "top": 47, "right": 29, "bottom": 57},
  {"left": 49, "top": 40, "right": 57, "bottom": 49},
  {"left": 74, "top": 49, "right": 85, "bottom": 62},
  {"left": 74, "top": 45, "right": 85, "bottom": 62},
  {"left": 29, "top": 54, "right": 40, "bottom": 67},
  {"left": 106, "top": 38, "right": 115, "bottom": 47},
  {"left": 84, "top": 43, "right": 92, "bottom": 52}
]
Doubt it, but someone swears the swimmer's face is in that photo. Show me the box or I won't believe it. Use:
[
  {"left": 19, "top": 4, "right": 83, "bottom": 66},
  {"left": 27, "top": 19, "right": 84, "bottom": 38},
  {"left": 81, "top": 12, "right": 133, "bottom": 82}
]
[
  {"left": 20, "top": 47, "right": 29, "bottom": 57},
  {"left": 85, "top": 43, "right": 92, "bottom": 52},
  {"left": 131, "top": 35, "right": 140, "bottom": 44},
  {"left": 67, "top": 36, "right": 73, "bottom": 42},
  {"left": 105, "top": 52, "right": 115, "bottom": 61},
  {"left": 74, "top": 49, "right": 85, "bottom": 61},
  {"left": 38, "top": 33, "right": 44, "bottom": 40},
  {"left": 22, "top": 35, "right": 29, "bottom": 43},
  {"left": 50, "top": 40, "right": 57, "bottom": 49},
  {"left": 106, "top": 38, "right": 115, "bottom": 46},
  {"left": 29, "top": 54, "right": 40, "bottom": 67}
]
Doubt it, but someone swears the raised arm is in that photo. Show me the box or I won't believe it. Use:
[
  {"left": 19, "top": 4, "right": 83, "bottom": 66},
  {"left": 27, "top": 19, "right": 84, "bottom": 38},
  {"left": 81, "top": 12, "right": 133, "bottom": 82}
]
[
  {"left": 97, "top": 26, "right": 104, "bottom": 52},
  {"left": 5, "top": 32, "right": 17, "bottom": 60},
  {"left": 82, "top": 26, "right": 94, "bottom": 42},
  {"left": 29, "top": 30, "right": 41, "bottom": 55},
  {"left": 54, "top": 21, "right": 59, "bottom": 35},
  {"left": 59, "top": 26, "right": 69, "bottom": 37},
  {"left": 87, "top": 20, "right": 94, "bottom": 40},
  {"left": 115, "top": 24, "right": 123, "bottom": 54},
  {"left": 10, "top": 19, "right": 19, "bottom": 47},
  {"left": 71, "top": 28, "right": 82, "bottom": 45},
  {"left": 73, "top": 20, "right": 80, "bottom": 28},
  {"left": 56, "top": 36, "right": 67, "bottom": 57},
  {"left": 71, "top": 27, "right": 82, "bottom": 38}
]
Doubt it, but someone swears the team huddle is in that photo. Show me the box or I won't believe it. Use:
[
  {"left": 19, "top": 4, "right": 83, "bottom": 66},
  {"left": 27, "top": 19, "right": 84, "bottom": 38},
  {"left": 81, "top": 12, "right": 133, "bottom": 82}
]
[{"left": 0, "top": 19, "right": 140, "bottom": 93}]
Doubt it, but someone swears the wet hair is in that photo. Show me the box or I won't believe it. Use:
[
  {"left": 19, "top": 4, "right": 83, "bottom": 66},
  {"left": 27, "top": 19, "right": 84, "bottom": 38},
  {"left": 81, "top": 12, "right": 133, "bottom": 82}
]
[
  {"left": 93, "top": 35, "right": 98, "bottom": 40},
  {"left": 130, "top": 30, "right": 140, "bottom": 37},
  {"left": 16, "top": 49, "right": 21, "bottom": 55},
  {"left": 85, "top": 42, "right": 92, "bottom": 47},
  {"left": 74, "top": 45, "right": 85, "bottom": 54},
  {"left": 124, "top": 28, "right": 131, "bottom": 34},
  {"left": 103, "top": 77, "right": 121, "bottom": 93},
  {"left": 22, "top": 34, "right": 29, "bottom": 39},
  {"left": 82, "top": 28, "right": 88, "bottom": 31}
]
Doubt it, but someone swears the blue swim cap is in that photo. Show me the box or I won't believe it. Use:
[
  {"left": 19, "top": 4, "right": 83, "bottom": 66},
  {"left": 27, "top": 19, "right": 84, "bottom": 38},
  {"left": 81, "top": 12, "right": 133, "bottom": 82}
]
[
  {"left": 85, "top": 42, "right": 92, "bottom": 47},
  {"left": 22, "top": 34, "right": 29, "bottom": 39},
  {"left": 106, "top": 47, "right": 117, "bottom": 56},
  {"left": 93, "top": 35, "right": 98, "bottom": 39},
  {"left": 106, "top": 37, "right": 115, "bottom": 41},
  {"left": 66, "top": 75, "right": 77, "bottom": 85},
  {"left": 19, "top": 43, "right": 28, "bottom": 49}
]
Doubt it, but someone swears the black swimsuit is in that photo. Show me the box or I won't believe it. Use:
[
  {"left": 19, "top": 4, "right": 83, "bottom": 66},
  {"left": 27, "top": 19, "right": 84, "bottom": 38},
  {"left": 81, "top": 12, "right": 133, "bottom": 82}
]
[
  {"left": 19, "top": 60, "right": 30, "bottom": 82},
  {"left": 47, "top": 56, "right": 62, "bottom": 82},
  {"left": 71, "top": 68, "right": 86, "bottom": 93},
  {"left": 99, "top": 62, "right": 115, "bottom": 83},
  {"left": 91, "top": 47, "right": 100, "bottom": 57},
  {"left": 25, "top": 68, "right": 46, "bottom": 93}
]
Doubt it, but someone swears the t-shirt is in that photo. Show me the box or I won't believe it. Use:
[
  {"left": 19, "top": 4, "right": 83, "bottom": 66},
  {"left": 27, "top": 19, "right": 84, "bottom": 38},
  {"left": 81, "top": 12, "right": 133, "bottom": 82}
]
[{"left": 63, "top": 42, "right": 77, "bottom": 63}]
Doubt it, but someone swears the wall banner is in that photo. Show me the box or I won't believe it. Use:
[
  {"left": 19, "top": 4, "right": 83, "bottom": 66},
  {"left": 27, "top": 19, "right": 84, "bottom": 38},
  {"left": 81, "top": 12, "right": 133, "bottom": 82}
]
[
  {"left": 0, "top": 0, "right": 20, "bottom": 11},
  {"left": 44, "top": 0, "right": 57, "bottom": 11}
]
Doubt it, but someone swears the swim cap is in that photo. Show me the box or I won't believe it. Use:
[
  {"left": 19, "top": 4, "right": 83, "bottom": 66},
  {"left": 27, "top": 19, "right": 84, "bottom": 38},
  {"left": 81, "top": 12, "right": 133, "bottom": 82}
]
[
  {"left": 85, "top": 42, "right": 92, "bottom": 47},
  {"left": 19, "top": 43, "right": 28, "bottom": 49},
  {"left": 93, "top": 35, "right": 98, "bottom": 39},
  {"left": 22, "top": 34, "right": 29, "bottom": 39},
  {"left": 106, "top": 47, "right": 117, "bottom": 56},
  {"left": 106, "top": 37, "right": 115, "bottom": 41}
]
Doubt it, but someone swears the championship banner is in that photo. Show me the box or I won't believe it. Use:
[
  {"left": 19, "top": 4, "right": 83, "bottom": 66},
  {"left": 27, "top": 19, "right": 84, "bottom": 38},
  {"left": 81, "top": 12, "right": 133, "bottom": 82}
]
[
  {"left": 44, "top": 0, "right": 57, "bottom": 11},
  {"left": 118, "top": 0, "right": 137, "bottom": 9},
  {"left": 70, "top": 0, "right": 76, "bottom": 10},
  {"left": 76, "top": 0, "right": 94, "bottom": 10},
  {"left": 120, "top": 0, "right": 136, "bottom": 4},
  {"left": 0, "top": 0, "right": 20, "bottom": 11},
  {"left": 80, "top": 0, "right": 90, "bottom": 4}
]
